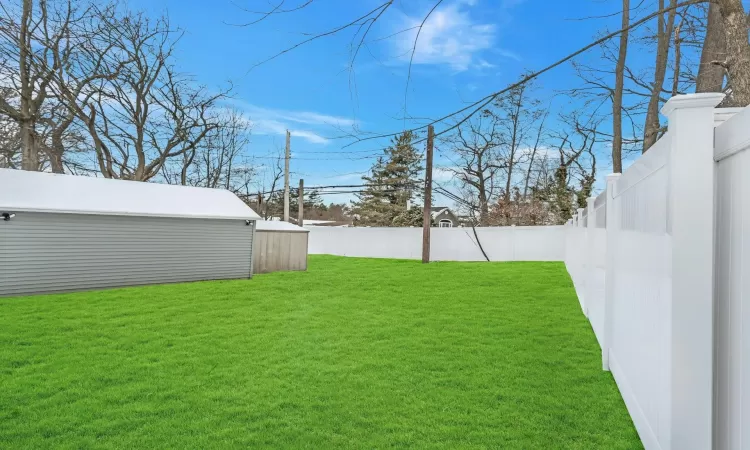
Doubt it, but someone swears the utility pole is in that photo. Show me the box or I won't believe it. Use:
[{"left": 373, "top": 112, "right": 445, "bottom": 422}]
[
  {"left": 257, "top": 193, "right": 263, "bottom": 219},
  {"left": 283, "top": 130, "right": 291, "bottom": 222},
  {"left": 298, "top": 179, "right": 304, "bottom": 227},
  {"left": 422, "top": 125, "right": 434, "bottom": 264}
]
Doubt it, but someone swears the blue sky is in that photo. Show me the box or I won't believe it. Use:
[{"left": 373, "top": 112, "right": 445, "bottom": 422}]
[{"left": 128, "top": 0, "right": 637, "bottom": 203}]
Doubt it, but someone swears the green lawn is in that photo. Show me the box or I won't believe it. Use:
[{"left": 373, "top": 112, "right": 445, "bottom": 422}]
[{"left": 0, "top": 255, "right": 640, "bottom": 449}]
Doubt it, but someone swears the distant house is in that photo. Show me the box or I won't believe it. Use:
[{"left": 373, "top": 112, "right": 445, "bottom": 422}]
[{"left": 430, "top": 206, "right": 460, "bottom": 227}]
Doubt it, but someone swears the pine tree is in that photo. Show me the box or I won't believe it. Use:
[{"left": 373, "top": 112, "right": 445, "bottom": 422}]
[
  {"left": 265, "top": 188, "right": 325, "bottom": 220},
  {"left": 352, "top": 131, "right": 423, "bottom": 226}
]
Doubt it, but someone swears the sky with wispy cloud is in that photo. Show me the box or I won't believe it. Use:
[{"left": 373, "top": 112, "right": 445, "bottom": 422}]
[
  {"left": 228, "top": 101, "right": 359, "bottom": 145},
  {"left": 127, "top": 0, "right": 629, "bottom": 204}
]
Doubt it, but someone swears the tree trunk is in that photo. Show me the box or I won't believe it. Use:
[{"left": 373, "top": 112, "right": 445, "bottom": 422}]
[
  {"left": 643, "top": 0, "right": 677, "bottom": 153},
  {"left": 19, "top": 0, "right": 38, "bottom": 171},
  {"left": 671, "top": 20, "right": 682, "bottom": 97},
  {"left": 46, "top": 125, "right": 68, "bottom": 174},
  {"left": 478, "top": 179, "right": 489, "bottom": 225},
  {"left": 20, "top": 120, "right": 38, "bottom": 171},
  {"left": 696, "top": 3, "right": 727, "bottom": 93},
  {"left": 46, "top": 147, "right": 64, "bottom": 173},
  {"left": 523, "top": 148, "right": 537, "bottom": 198},
  {"left": 505, "top": 100, "right": 522, "bottom": 203},
  {"left": 612, "top": 0, "right": 629, "bottom": 173},
  {"left": 524, "top": 112, "right": 547, "bottom": 198},
  {"left": 717, "top": 0, "right": 750, "bottom": 106}
]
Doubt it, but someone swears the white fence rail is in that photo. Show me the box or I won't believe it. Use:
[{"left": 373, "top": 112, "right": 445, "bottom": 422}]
[
  {"left": 566, "top": 94, "right": 750, "bottom": 450},
  {"left": 308, "top": 226, "right": 566, "bottom": 261}
]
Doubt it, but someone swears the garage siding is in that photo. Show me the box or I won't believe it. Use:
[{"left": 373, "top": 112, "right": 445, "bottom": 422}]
[{"left": 0, "top": 212, "right": 254, "bottom": 297}]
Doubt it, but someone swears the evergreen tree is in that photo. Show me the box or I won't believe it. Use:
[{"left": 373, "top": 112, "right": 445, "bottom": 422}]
[
  {"left": 265, "top": 187, "right": 325, "bottom": 220},
  {"left": 351, "top": 131, "right": 423, "bottom": 226}
]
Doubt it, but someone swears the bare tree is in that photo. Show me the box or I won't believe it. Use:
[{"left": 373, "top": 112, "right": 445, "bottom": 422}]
[
  {"left": 493, "top": 81, "right": 542, "bottom": 203},
  {"left": 443, "top": 111, "right": 506, "bottom": 225},
  {"left": 643, "top": 0, "right": 678, "bottom": 152},
  {"left": 695, "top": 2, "right": 726, "bottom": 92},
  {"left": 0, "top": 90, "right": 21, "bottom": 168},
  {"left": 163, "top": 109, "right": 251, "bottom": 189},
  {"left": 714, "top": 0, "right": 750, "bottom": 106},
  {"left": 199, "top": 109, "right": 251, "bottom": 190},
  {"left": 0, "top": 0, "right": 127, "bottom": 173},
  {"left": 0, "top": 0, "right": 77, "bottom": 170},
  {"left": 254, "top": 151, "right": 285, "bottom": 220},
  {"left": 73, "top": 13, "right": 227, "bottom": 181},
  {"left": 613, "top": 0, "right": 630, "bottom": 172},
  {"left": 523, "top": 109, "right": 548, "bottom": 198}
]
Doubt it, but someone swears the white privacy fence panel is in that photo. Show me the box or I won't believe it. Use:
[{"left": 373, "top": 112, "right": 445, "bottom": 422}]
[
  {"left": 714, "top": 107, "right": 750, "bottom": 450},
  {"left": 585, "top": 193, "right": 607, "bottom": 347},
  {"left": 308, "top": 226, "right": 566, "bottom": 261},
  {"left": 565, "top": 93, "right": 729, "bottom": 450},
  {"left": 609, "top": 135, "right": 673, "bottom": 450},
  {"left": 565, "top": 225, "right": 587, "bottom": 311}
]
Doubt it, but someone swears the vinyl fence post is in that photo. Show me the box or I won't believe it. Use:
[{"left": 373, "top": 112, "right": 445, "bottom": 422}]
[
  {"left": 585, "top": 197, "right": 596, "bottom": 319},
  {"left": 661, "top": 93, "right": 723, "bottom": 450},
  {"left": 602, "top": 173, "right": 621, "bottom": 372},
  {"left": 576, "top": 207, "right": 586, "bottom": 312}
]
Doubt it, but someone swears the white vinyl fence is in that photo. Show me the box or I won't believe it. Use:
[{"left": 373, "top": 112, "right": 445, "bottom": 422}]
[
  {"left": 308, "top": 226, "right": 566, "bottom": 261},
  {"left": 566, "top": 94, "right": 750, "bottom": 450}
]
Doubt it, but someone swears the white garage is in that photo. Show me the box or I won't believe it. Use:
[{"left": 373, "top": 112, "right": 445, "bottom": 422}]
[{"left": 0, "top": 169, "right": 260, "bottom": 297}]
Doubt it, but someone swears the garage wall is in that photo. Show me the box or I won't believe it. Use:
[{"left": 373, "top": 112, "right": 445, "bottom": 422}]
[
  {"left": 0, "top": 212, "right": 254, "bottom": 297},
  {"left": 307, "top": 226, "right": 565, "bottom": 261}
]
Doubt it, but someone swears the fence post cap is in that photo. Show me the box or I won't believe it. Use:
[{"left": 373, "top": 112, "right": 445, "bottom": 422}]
[
  {"left": 661, "top": 93, "right": 724, "bottom": 116},
  {"left": 606, "top": 173, "right": 622, "bottom": 181}
]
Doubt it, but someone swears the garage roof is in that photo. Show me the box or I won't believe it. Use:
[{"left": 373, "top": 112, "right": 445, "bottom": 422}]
[
  {"left": 256, "top": 220, "right": 309, "bottom": 232},
  {"left": 0, "top": 169, "right": 261, "bottom": 220}
]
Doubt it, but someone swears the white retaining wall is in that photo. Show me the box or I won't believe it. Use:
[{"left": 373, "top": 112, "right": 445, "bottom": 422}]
[{"left": 308, "top": 226, "right": 566, "bottom": 261}]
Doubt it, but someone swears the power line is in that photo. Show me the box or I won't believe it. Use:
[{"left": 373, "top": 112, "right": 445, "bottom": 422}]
[
  {"left": 250, "top": 154, "right": 381, "bottom": 161},
  {"left": 342, "top": 0, "right": 707, "bottom": 148},
  {"left": 257, "top": 182, "right": 423, "bottom": 196}
]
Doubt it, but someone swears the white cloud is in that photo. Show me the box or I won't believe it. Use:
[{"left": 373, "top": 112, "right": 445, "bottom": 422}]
[
  {"left": 250, "top": 117, "right": 329, "bottom": 144},
  {"left": 494, "top": 49, "right": 521, "bottom": 62},
  {"left": 324, "top": 172, "right": 366, "bottom": 182},
  {"left": 392, "top": 1, "right": 497, "bottom": 71},
  {"left": 225, "top": 101, "right": 359, "bottom": 145},
  {"left": 473, "top": 59, "right": 497, "bottom": 70},
  {"left": 244, "top": 105, "right": 357, "bottom": 129}
]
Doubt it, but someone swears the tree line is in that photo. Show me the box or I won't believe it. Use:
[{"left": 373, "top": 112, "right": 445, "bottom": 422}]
[
  {"left": 0, "top": 0, "right": 256, "bottom": 192},
  {"left": 350, "top": 1, "right": 750, "bottom": 227},
  {"left": 4, "top": 0, "right": 749, "bottom": 228}
]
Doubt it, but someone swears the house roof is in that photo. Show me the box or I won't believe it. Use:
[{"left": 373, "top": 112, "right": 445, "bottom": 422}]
[
  {"left": 0, "top": 168, "right": 260, "bottom": 220},
  {"left": 430, "top": 206, "right": 453, "bottom": 219},
  {"left": 256, "top": 220, "right": 308, "bottom": 232}
]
